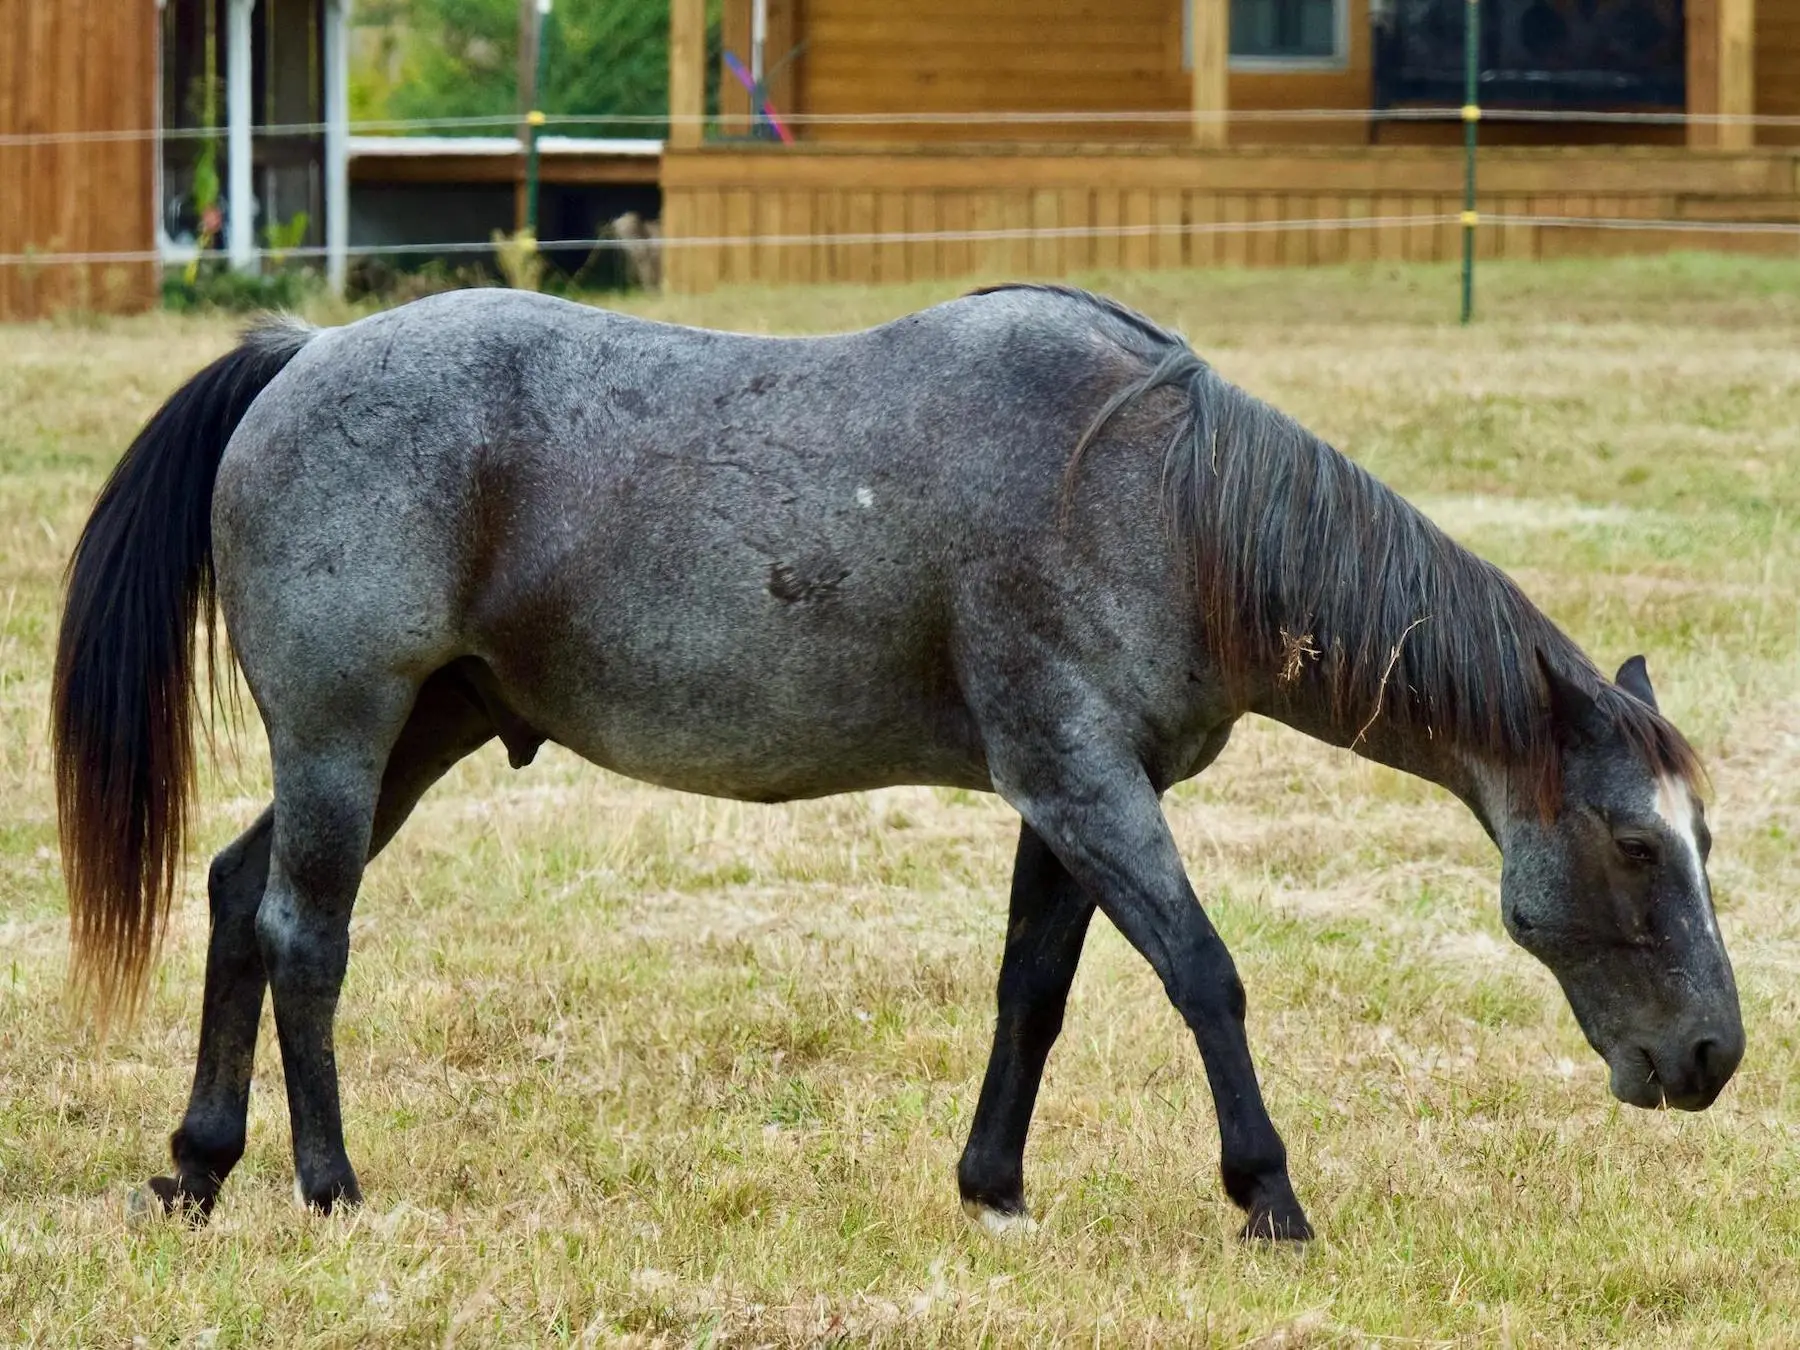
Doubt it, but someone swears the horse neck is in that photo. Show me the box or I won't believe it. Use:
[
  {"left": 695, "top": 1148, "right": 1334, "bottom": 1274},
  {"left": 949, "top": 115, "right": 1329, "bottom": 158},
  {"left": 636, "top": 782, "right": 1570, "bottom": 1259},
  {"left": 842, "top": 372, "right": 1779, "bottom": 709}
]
[
  {"left": 1248, "top": 680, "right": 1507, "bottom": 840},
  {"left": 1177, "top": 395, "right": 1558, "bottom": 835}
]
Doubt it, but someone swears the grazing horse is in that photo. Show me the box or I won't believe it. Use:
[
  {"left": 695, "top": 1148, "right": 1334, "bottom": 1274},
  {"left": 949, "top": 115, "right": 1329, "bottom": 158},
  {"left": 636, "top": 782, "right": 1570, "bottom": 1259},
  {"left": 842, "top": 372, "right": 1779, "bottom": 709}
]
[{"left": 53, "top": 285, "right": 1742, "bottom": 1242}]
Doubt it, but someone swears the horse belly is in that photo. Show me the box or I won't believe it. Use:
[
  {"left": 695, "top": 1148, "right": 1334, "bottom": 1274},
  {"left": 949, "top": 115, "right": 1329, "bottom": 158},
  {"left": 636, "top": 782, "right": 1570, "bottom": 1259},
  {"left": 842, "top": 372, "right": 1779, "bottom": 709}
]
[{"left": 479, "top": 599, "right": 989, "bottom": 803}]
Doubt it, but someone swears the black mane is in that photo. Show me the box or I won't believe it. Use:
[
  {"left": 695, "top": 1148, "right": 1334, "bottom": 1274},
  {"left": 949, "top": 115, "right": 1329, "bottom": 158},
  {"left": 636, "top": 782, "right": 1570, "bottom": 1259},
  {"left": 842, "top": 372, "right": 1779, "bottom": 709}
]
[{"left": 976, "top": 283, "right": 1704, "bottom": 812}]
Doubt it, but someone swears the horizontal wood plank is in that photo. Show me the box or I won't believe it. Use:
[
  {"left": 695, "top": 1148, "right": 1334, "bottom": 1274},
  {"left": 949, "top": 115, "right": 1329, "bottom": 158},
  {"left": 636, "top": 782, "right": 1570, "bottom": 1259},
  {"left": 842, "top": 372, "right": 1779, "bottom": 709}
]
[{"left": 659, "top": 142, "right": 1800, "bottom": 293}]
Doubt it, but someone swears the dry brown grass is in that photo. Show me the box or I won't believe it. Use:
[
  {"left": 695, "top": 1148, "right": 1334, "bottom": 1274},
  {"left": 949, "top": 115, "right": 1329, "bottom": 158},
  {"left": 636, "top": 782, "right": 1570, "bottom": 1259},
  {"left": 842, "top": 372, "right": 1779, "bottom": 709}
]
[{"left": 5, "top": 256, "right": 1800, "bottom": 1346}]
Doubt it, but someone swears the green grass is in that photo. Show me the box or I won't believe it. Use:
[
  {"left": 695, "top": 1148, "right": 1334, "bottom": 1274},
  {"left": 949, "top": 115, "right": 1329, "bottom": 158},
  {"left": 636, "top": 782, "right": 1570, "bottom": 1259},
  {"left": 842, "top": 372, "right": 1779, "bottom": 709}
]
[{"left": 5, "top": 255, "right": 1800, "bottom": 1346}]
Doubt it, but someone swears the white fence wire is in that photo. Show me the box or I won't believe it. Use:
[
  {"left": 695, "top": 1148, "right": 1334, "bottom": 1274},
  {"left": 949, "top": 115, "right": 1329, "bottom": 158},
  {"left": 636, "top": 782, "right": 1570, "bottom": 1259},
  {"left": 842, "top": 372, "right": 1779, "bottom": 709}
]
[
  {"left": 7, "top": 213, "right": 1800, "bottom": 272},
  {"left": 7, "top": 105, "right": 1800, "bottom": 148},
  {"left": 5, "top": 106, "right": 1800, "bottom": 276}
]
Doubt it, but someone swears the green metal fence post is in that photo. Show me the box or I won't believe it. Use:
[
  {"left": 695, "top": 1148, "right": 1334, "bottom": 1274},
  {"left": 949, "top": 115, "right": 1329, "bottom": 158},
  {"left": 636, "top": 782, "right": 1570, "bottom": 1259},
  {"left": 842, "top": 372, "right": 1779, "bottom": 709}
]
[{"left": 1461, "top": 0, "right": 1479, "bottom": 324}]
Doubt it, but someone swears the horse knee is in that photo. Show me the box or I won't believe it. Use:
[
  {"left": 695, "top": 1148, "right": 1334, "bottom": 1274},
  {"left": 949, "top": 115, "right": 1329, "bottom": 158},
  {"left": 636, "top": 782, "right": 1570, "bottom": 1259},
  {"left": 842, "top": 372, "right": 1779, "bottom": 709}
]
[
  {"left": 1163, "top": 941, "right": 1246, "bottom": 1027},
  {"left": 1007, "top": 996, "right": 1067, "bottom": 1052},
  {"left": 1222, "top": 968, "right": 1247, "bottom": 1023}
]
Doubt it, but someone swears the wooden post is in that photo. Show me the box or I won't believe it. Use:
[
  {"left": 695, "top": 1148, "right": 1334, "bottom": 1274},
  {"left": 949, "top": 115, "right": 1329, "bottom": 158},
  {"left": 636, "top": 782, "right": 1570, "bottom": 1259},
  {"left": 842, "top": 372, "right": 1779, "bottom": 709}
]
[
  {"left": 1687, "top": 0, "right": 1755, "bottom": 149},
  {"left": 669, "top": 0, "right": 706, "bottom": 149},
  {"left": 764, "top": 0, "right": 799, "bottom": 123},
  {"left": 1718, "top": 0, "right": 1756, "bottom": 149},
  {"left": 1190, "top": 0, "right": 1228, "bottom": 148},
  {"left": 720, "top": 0, "right": 751, "bottom": 136}
]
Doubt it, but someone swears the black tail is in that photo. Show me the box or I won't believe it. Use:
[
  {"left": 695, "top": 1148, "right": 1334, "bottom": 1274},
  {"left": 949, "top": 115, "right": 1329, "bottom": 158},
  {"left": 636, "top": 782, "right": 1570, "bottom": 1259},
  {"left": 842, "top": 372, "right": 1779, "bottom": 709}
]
[{"left": 52, "top": 318, "right": 316, "bottom": 1026}]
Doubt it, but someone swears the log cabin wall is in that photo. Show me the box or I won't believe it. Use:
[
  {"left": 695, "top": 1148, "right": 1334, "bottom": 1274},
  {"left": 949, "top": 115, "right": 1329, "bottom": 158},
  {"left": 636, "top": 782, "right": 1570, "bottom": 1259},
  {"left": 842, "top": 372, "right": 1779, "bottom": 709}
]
[
  {"left": 1758, "top": 0, "right": 1800, "bottom": 145},
  {"left": 0, "top": 0, "right": 159, "bottom": 318},
  {"left": 770, "top": 0, "right": 1375, "bottom": 146},
  {"left": 721, "top": 0, "right": 1724, "bottom": 149},
  {"left": 662, "top": 142, "right": 1800, "bottom": 291}
]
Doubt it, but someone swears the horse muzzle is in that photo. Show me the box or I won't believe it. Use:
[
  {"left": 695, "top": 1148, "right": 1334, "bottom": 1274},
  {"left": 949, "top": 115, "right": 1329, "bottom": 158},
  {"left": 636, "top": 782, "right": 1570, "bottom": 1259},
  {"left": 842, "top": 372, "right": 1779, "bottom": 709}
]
[{"left": 1607, "top": 1021, "right": 1744, "bottom": 1111}]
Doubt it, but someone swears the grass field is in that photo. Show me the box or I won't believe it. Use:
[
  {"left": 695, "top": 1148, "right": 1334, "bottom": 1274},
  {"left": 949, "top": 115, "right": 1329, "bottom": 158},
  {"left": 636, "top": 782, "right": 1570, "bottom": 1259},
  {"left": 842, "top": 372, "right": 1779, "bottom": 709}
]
[{"left": 4, "top": 256, "right": 1800, "bottom": 1347}]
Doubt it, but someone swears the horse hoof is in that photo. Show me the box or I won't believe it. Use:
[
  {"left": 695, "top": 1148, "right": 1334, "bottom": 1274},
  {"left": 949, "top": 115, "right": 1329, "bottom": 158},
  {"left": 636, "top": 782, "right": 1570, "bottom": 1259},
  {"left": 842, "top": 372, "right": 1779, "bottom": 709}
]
[
  {"left": 962, "top": 1199, "right": 1038, "bottom": 1238},
  {"left": 125, "top": 1182, "right": 169, "bottom": 1228},
  {"left": 295, "top": 1174, "right": 363, "bottom": 1215},
  {"left": 127, "top": 1176, "right": 206, "bottom": 1227},
  {"left": 1238, "top": 1207, "right": 1314, "bottom": 1243}
]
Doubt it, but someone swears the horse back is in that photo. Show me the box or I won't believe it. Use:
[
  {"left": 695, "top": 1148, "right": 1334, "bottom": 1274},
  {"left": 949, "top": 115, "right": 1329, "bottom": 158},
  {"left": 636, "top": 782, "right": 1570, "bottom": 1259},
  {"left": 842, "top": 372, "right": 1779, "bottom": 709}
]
[{"left": 210, "top": 288, "right": 1198, "bottom": 800}]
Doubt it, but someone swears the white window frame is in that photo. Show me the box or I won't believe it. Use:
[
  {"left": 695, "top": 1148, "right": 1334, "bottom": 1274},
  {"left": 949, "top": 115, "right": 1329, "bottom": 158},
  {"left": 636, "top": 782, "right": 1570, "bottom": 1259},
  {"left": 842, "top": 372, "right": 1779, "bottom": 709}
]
[{"left": 1184, "top": 0, "right": 1351, "bottom": 73}]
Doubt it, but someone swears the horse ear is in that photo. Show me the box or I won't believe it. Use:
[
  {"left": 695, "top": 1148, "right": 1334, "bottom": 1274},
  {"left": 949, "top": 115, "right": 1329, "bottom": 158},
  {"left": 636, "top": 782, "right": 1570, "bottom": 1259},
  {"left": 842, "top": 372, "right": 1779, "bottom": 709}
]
[
  {"left": 1614, "top": 654, "right": 1659, "bottom": 711},
  {"left": 1537, "top": 651, "right": 1606, "bottom": 745}
]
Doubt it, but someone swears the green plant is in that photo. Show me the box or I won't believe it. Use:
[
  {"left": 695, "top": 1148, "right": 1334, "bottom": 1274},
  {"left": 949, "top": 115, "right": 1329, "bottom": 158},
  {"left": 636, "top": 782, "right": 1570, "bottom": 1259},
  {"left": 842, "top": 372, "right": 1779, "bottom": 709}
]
[
  {"left": 263, "top": 212, "right": 312, "bottom": 267},
  {"left": 161, "top": 264, "right": 313, "bottom": 314},
  {"left": 354, "top": 0, "right": 725, "bottom": 131},
  {"left": 492, "top": 228, "right": 544, "bottom": 292},
  {"left": 182, "top": 75, "right": 225, "bottom": 284}
]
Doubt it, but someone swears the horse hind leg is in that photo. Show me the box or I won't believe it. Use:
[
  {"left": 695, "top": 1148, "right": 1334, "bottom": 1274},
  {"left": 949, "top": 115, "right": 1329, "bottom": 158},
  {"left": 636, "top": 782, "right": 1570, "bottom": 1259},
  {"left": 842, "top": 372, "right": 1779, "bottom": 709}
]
[
  {"left": 266, "top": 664, "right": 517, "bottom": 1212},
  {"left": 149, "top": 665, "right": 499, "bottom": 1218},
  {"left": 148, "top": 809, "right": 274, "bottom": 1219}
]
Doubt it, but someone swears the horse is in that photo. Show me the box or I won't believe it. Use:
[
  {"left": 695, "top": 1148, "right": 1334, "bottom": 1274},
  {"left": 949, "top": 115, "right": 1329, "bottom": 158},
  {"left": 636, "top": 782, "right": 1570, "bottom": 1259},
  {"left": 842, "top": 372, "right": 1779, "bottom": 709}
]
[{"left": 52, "top": 284, "right": 1742, "bottom": 1242}]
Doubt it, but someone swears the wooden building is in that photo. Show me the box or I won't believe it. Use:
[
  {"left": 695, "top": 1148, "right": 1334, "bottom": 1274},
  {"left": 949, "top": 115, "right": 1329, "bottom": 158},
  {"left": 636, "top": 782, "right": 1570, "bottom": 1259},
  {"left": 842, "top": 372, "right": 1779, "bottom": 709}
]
[
  {"left": 8, "top": 0, "right": 1800, "bottom": 315},
  {"left": 1, "top": 0, "right": 350, "bottom": 319},
  {"left": 0, "top": 0, "right": 160, "bottom": 317},
  {"left": 664, "top": 0, "right": 1800, "bottom": 290}
]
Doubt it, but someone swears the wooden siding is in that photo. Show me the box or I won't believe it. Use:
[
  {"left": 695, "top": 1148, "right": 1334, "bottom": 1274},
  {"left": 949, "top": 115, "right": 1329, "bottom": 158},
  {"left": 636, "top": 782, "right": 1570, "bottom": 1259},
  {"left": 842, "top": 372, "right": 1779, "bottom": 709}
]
[
  {"left": 789, "top": 0, "right": 1374, "bottom": 146},
  {"left": 1758, "top": 0, "right": 1800, "bottom": 145},
  {"left": 0, "top": 0, "right": 159, "bottom": 318},
  {"left": 348, "top": 147, "right": 662, "bottom": 188},
  {"left": 661, "top": 145, "right": 1800, "bottom": 291}
]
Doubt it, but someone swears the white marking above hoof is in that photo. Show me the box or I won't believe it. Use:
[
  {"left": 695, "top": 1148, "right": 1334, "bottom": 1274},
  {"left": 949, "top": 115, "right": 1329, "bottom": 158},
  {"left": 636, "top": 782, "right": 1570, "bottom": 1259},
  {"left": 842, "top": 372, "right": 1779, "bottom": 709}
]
[{"left": 962, "top": 1199, "right": 1038, "bottom": 1237}]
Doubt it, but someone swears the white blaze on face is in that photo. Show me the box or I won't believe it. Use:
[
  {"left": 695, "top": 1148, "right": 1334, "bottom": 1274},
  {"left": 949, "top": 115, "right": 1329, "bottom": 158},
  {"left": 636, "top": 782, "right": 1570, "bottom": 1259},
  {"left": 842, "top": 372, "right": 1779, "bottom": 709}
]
[{"left": 1653, "top": 773, "right": 1716, "bottom": 939}]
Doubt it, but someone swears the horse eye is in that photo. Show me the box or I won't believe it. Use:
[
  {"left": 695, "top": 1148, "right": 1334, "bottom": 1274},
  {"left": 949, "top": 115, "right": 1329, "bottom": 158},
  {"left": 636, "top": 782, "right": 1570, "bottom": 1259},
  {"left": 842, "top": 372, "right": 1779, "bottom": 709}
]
[{"left": 1615, "top": 836, "right": 1658, "bottom": 866}]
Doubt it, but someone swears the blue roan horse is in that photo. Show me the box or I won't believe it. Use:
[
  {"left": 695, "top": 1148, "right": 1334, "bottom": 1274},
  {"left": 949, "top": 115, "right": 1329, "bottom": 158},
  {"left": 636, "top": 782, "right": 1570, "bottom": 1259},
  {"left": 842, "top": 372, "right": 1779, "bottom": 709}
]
[{"left": 53, "top": 285, "right": 1740, "bottom": 1241}]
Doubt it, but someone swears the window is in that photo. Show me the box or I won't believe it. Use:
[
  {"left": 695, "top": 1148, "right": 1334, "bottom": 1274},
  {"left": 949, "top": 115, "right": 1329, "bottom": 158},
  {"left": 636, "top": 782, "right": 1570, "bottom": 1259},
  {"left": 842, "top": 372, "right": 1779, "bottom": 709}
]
[
  {"left": 1185, "top": 0, "right": 1348, "bottom": 69},
  {"left": 1232, "top": 0, "right": 1339, "bottom": 60}
]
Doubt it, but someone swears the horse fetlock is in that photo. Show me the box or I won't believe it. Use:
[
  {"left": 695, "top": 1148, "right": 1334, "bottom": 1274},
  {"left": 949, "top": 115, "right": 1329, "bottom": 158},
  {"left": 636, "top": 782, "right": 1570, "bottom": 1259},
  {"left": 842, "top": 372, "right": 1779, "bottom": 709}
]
[
  {"left": 170, "top": 1119, "right": 245, "bottom": 1189},
  {"left": 956, "top": 1154, "right": 1026, "bottom": 1217},
  {"left": 1220, "top": 1155, "right": 1292, "bottom": 1211}
]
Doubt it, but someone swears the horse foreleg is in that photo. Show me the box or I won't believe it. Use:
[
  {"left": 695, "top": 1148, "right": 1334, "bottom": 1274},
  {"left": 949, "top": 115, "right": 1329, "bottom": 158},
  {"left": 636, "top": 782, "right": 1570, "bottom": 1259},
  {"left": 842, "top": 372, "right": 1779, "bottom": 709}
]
[
  {"left": 995, "top": 750, "right": 1311, "bottom": 1243},
  {"left": 147, "top": 811, "right": 273, "bottom": 1219},
  {"left": 957, "top": 822, "right": 1094, "bottom": 1233}
]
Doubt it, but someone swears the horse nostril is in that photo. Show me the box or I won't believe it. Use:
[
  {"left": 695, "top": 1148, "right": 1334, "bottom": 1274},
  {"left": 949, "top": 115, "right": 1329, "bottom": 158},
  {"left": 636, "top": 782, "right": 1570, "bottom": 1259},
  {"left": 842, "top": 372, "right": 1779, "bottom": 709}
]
[
  {"left": 1686, "top": 1030, "right": 1744, "bottom": 1097},
  {"left": 1693, "top": 1038, "right": 1720, "bottom": 1079},
  {"left": 1696, "top": 1030, "right": 1744, "bottom": 1080}
]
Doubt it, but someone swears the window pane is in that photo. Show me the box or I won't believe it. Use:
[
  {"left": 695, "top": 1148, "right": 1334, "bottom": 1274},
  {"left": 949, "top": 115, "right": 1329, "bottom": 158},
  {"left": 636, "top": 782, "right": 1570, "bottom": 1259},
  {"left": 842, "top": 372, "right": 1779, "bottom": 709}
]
[{"left": 1229, "top": 0, "right": 1338, "bottom": 59}]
